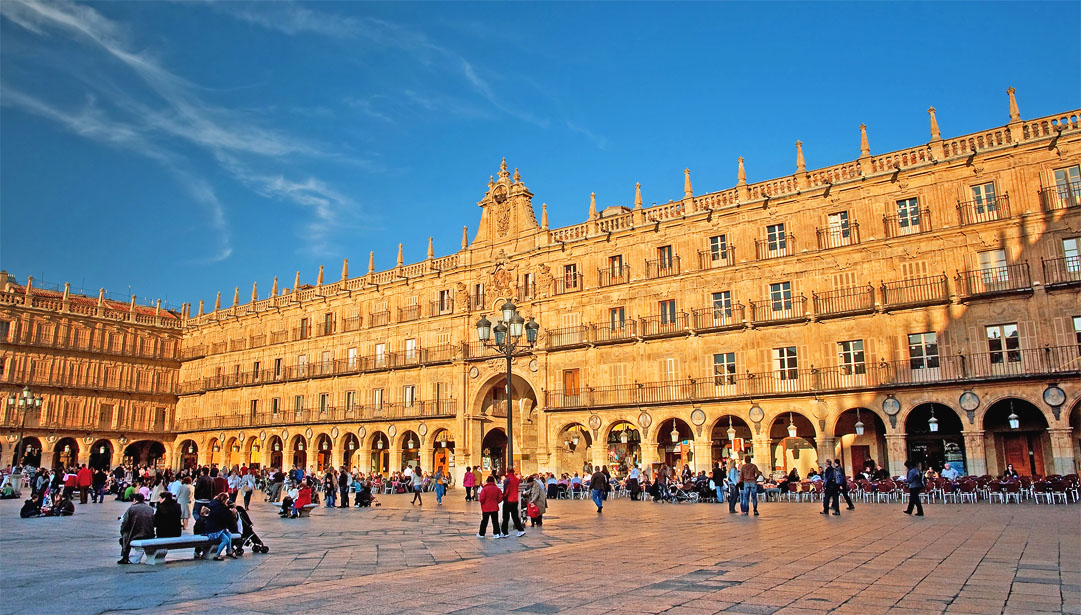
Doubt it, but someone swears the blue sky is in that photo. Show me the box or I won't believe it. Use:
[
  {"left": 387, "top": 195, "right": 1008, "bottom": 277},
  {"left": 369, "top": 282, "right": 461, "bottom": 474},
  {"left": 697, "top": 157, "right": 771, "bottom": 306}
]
[{"left": 2, "top": 1, "right": 1078, "bottom": 309}]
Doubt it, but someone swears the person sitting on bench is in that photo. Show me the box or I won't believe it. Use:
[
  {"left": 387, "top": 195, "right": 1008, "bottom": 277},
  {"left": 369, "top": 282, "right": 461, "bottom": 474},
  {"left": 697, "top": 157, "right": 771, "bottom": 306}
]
[
  {"left": 201, "top": 493, "right": 238, "bottom": 560},
  {"left": 118, "top": 493, "right": 154, "bottom": 564}
]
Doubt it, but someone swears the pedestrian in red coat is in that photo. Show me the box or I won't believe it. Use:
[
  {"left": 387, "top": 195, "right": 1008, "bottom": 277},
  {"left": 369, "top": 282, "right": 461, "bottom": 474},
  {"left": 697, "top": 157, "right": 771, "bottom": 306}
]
[
  {"left": 476, "top": 476, "right": 502, "bottom": 538},
  {"left": 500, "top": 468, "right": 524, "bottom": 538},
  {"left": 76, "top": 465, "right": 92, "bottom": 505}
]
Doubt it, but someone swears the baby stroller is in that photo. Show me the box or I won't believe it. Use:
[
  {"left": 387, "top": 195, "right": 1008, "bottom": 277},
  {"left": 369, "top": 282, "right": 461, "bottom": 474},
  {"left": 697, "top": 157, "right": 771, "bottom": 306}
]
[
  {"left": 670, "top": 482, "right": 693, "bottom": 503},
  {"left": 234, "top": 506, "right": 269, "bottom": 554},
  {"left": 695, "top": 480, "right": 716, "bottom": 503},
  {"left": 354, "top": 483, "right": 374, "bottom": 507}
]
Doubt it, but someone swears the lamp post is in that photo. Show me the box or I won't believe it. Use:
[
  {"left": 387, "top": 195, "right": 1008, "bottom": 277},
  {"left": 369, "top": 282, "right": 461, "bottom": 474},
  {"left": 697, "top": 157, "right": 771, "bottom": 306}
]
[
  {"left": 7, "top": 386, "right": 43, "bottom": 467},
  {"left": 477, "top": 300, "right": 539, "bottom": 473}
]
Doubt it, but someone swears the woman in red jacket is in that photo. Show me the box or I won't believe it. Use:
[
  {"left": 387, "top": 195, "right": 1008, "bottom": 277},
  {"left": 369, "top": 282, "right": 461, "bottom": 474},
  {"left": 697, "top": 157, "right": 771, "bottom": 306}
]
[
  {"left": 476, "top": 476, "right": 503, "bottom": 538},
  {"left": 291, "top": 482, "right": 312, "bottom": 518}
]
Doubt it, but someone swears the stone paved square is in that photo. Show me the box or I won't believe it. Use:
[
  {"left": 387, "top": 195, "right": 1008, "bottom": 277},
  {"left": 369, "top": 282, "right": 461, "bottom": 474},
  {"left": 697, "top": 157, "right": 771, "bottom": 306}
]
[{"left": 1, "top": 493, "right": 1078, "bottom": 615}]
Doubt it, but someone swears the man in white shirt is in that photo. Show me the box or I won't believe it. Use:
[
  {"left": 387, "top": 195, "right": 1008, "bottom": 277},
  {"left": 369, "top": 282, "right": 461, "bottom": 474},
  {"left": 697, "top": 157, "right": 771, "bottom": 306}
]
[{"left": 941, "top": 463, "right": 960, "bottom": 480}]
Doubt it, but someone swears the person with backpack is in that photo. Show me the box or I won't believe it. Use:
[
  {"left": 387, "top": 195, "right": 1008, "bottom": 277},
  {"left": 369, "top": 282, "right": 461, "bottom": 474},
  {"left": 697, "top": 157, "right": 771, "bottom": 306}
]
[
  {"left": 820, "top": 459, "right": 841, "bottom": 516},
  {"left": 902, "top": 460, "right": 925, "bottom": 516}
]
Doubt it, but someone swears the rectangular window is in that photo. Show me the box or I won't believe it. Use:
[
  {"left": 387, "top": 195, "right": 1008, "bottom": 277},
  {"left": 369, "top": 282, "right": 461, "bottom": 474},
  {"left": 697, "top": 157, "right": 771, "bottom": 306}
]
[
  {"left": 713, "top": 352, "right": 736, "bottom": 385},
  {"left": 274, "top": 358, "right": 282, "bottom": 378},
  {"left": 319, "top": 393, "right": 329, "bottom": 413},
  {"left": 664, "top": 358, "right": 676, "bottom": 382},
  {"left": 772, "top": 347, "right": 798, "bottom": 380},
  {"left": 609, "top": 255, "right": 624, "bottom": 277},
  {"left": 271, "top": 398, "right": 281, "bottom": 415},
  {"left": 563, "top": 264, "right": 578, "bottom": 289},
  {"left": 659, "top": 299, "right": 676, "bottom": 324},
  {"left": 897, "top": 197, "right": 921, "bottom": 231},
  {"left": 252, "top": 361, "right": 260, "bottom": 381},
  {"left": 249, "top": 399, "right": 258, "bottom": 417},
  {"left": 438, "top": 289, "right": 452, "bottom": 312},
  {"left": 375, "top": 343, "right": 386, "bottom": 367},
  {"left": 908, "top": 332, "right": 939, "bottom": 370},
  {"left": 404, "top": 385, "right": 415, "bottom": 408},
  {"left": 610, "top": 307, "right": 626, "bottom": 330},
  {"left": 1074, "top": 316, "right": 1081, "bottom": 354},
  {"left": 347, "top": 347, "right": 357, "bottom": 369},
  {"left": 769, "top": 282, "right": 792, "bottom": 312},
  {"left": 321, "top": 350, "right": 332, "bottom": 370},
  {"left": 0, "top": 321, "right": 9, "bottom": 343},
  {"left": 297, "top": 354, "right": 307, "bottom": 376},
  {"left": 1063, "top": 237, "right": 1080, "bottom": 273},
  {"left": 473, "top": 283, "right": 484, "bottom": 307},
  {"left": 294, "top": 395, "right": 304, "bottom": 412},
  {"left": 986, "top": 323, "right": 1020, "bottom": 364},
  {"left": 971, "top": 182, "right": 997, "bottom": 213},
  {"left": 837, "top": 340, "right": 866, "bottom": 375},
  {"left": 711, "top": 291, "right": 732, "bottom": 318},
  {"left": 373, "top": 388, "right": 384, "bottom": 409},
  {"left": 521, "top": 272, "right": 534, "bottom": 297},
  {"left": 828, "top": 211, "right": 850, "bottom": 237},
  {"left": 299, "top": 317, "right": 310, "bottom": 340},
  {"left": 562, "top": 369, "right": 580, "bottom": 396},
  {"left": 405, "top": 338, "right": 417, "bottom": 360},
  {"left": 977, "top": 249, "right": 1008, "bottom": 283},
  {"left": 766, "top": 223, "right": 786, "bottom": 252},
  {"left": 657, "top": 245, "right": 673, "bottom": 269},
  {"left": 709, "top": 235, "right": 728, "bottom": 261},
  {"left": 1054, "top": 165, "right": 1081, "bottom": 190}
]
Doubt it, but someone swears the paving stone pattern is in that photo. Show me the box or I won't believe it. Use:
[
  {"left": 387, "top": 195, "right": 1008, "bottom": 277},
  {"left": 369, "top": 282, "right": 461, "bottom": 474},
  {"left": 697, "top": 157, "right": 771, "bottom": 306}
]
[{"left": 0, "top": 493, "right": 1077, "bottom": 615}]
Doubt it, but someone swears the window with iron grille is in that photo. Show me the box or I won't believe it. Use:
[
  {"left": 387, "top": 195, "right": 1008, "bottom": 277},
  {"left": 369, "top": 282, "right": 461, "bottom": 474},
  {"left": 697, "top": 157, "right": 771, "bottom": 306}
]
[
  {"left": 772, "top": 347, "right": 798, "bottom": 380},
  {"left": 713, "top": 352, "right": 736, "bottom": 385},
  {"left": 908, "top": 332, "right": 939, "bottom": 370},
  {"left": 769, "top": 282, "right": 792, "bottom": 311},
  {"left": 986, "top": 324, "right": 1020, "bottom": 364},
  {"left": 659, "top": 299, "right": 676, "bottom": 324},
  {"left": 837, "top": 340, "right": 866, "bottom": 375}
]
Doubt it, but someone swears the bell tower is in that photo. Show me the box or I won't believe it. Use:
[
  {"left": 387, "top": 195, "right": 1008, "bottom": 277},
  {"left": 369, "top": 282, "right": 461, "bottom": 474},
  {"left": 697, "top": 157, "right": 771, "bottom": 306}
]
[{"left": 470, "top": 158, "right": 540, "bottom": 252}]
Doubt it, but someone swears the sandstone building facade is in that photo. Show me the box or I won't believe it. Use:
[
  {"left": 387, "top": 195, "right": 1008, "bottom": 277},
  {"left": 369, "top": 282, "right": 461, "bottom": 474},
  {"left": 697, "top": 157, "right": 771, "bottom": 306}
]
[{"left": 2, "top": 90, "right": 1080, "bottom": 484}]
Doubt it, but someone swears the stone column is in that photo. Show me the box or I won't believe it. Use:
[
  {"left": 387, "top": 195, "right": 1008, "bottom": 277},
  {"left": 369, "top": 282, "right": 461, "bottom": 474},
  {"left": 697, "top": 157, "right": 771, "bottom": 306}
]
[
  {"left": 1048, "top": 428, "right": 1076, "bottom": 476},
  {"left": 419, "top": 445, "right": 433, "bottom": 473},
  {"left": 388, "top": 445, "right": 402, "bottom": 473},
  {"left": 590, "top": 444, "right": 606, "bottom": 473},
  {"left": 692, "top": 440, "right": 711, "bottom": 473},
  {"left": 885, "top": 434, "right": 907, "bottom": 477},
  {"left": 816, "top": 436, "right": 837, "bottom": 467},
  {"left": 39, "top": 450, "right": 55, "bottom": 470},
  {"left": 752, "top": 436, "right": 771, "bottom": 471},
  {"left": 962, "top": 431, "right": 987, "bottom": 476},
  {"left": 639, "top": 441, "right": 658, "bottom": 475}
]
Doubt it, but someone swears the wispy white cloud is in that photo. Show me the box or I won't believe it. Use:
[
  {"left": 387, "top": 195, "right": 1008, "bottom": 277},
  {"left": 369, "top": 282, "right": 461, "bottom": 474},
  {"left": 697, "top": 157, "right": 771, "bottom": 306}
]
[{"left": 566, "top": 120, "right": 608, "bottom": 150}]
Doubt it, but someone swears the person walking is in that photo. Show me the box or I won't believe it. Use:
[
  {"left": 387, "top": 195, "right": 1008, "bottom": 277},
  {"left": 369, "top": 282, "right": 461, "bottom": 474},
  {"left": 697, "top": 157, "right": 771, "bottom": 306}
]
[
  {"left": 590, "top": 466, "right": 608, "bottom": 513},
  {"left": 338, "top": 467, "right": 351, "bottom": 508},
  {"left": 711, "top": 462, "right": 724, "bottom": 504},
  {"left": 738, "top": 455, "right": 762, "bottom": 516},
  {"left": 433, "top": 467, "right": 446, "bottom": 505},
  {"left": 410, "top": 467, "right": 423, "bottom": 506},
  {"left": 821, "top": 459, "right": 841, "bottom": 516},
  {"left": 902, "top": 460, "right": 925, "bottom": 516},
  {"left": 118, "top": 493, "right": 155, "bottom": 564},
  {"left": 76, "top": 464, "right": 91, "bottom": 505},
  {"left": 463, "top": 466, "right": 476, "bottom": 501},
  {"left": 476, "top": 476, "right": 502, "bottom": 538},
  {"left": 500, "top": 467, "right": 525, "bottom": 537},
  {"left": 91, "top": 466, "right": 107, "bottom": 504},
  {"left": 835, "top": 459, "right": 854, "bottom": 510},
  {"left": 726, "top": 460, "right": 740, "bottom": 513},
  {"left": 324, "top": 469, "right": 338, "bottom": 508},
  {"left": 240, "top": 470, "right": 257, "bottom": 508}
]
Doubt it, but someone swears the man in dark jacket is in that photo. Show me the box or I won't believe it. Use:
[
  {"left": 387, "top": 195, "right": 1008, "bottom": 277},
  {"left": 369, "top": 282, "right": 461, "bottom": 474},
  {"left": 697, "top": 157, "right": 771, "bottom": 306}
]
[
  {"left": 154, "top": 492, "right": 182, "bottom": 538},
  {"left": 820, "top": 460, "right": 841, "bottom": 516},
  {"left": 20, "top": 494, "right": 42, "bottom": 518},
  {"left": 834, "top": 459, "right": 855, "bottom": 510},
  {"left": 338, "top": 467, "right": 351, "bottom": 508},
  {"left": 118, "top": 493, "right": 155, "bottom": 564},
  {"left": 202, "top": 493, "right": 238, "bottom": 560},
  {"left": 590, "top": 467, "right": 608, "bottom": 514}
]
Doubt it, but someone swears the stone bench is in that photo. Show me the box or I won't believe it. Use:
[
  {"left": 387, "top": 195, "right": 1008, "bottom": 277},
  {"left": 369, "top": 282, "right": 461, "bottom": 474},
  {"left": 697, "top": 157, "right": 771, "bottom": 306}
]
[
  {"left": 129, "top": 533, "right": 242, "bottom": 565},
  {"left": 269, "top": 502, "right": 318, "bottom": 517}
]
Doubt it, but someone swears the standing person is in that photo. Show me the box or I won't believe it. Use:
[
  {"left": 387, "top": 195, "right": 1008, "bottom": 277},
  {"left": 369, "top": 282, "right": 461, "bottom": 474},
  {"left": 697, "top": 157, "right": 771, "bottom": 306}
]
[
  {"left": 91, "top": 466, "right": 107, "bottom": 504},
  {"left": 500, "top": 467, "right": 525, "bottom": 537},
  {"left": 902, "top": 460, "right": 925, "bottom": 517},
  {"left": 76, "top": 464, "right": 91, "bottom": 505},
  {"left": 338, "top": 467, "right": 351, "bottom": 508},
  {"left": 821, "top": 459, "right": 841, "bottom": 516},
  {"left": 526, "top": 473, "right": 547, "bottom": 527},
  {"left": 738, "top": 455, "right": 763, "bottom": 516},
  {"left": 590, "top": 466, "right": 608, "bottom": 513},
  {"left": 176, "top": 476, "right": 194, "bottom": 530},
  {"left": 210, "top": 468, "right": 228, "bottom": 498},
  {"left": 227, "top": 469, "right": 240, "bottom": 504},
  {"left": 462, "top": 466, "right": 476, "bottom": 501},
  {"left": 476, "top": 476, "right": 502, "bottom": 538},
  {"left": 410, "top": 468, "right": 423, "bottom": 506},
  {"left": 726, "top": 460, "right": 740, "bottom": 513},
  {"left": 154, "top": 492, "right": 182, "bottom": 537},
  {"left": 627, "top": 464, "right": 641, "bottom": 501},
  {"left": 240, "top": 470, "right": 257, "bottom": 508},
  {"left": 324, "top": 469, "right": 338, "bottom": 508},
  {"left": 117, "top": 493, "right": 155, "bottom": 564},
  {"left": 711, "top": 462, "right": 724, "bottom": 504},
  {"left": 835, "top": 459, "right": 854, "bottom": 510},
  {"left": 433, "top": 467, "right": 446, "bottom": 505}
]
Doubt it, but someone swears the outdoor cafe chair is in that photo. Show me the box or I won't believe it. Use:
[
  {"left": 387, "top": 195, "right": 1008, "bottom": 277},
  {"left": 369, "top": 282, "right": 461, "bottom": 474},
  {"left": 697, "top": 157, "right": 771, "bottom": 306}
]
[{"left": 957, "top": 480, "right": 979, "bottom": 504}]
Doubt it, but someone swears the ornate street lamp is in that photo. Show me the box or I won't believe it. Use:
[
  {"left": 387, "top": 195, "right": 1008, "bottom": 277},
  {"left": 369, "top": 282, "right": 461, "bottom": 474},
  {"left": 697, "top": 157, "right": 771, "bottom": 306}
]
[
  {"left": 669, "top": 420, "right": 679, "bottom": 443},
  {"left": 928, "top": 407, "right": 939, "bottom": 433},
  {"left": 477, "top": 301, "right": 540, "bottom": 472},
  {"left": 787, "top": 413, "right": 797, "bottom": 439},
  {"left": 7, "top": 386, "right": 43, "bottom": 467},
  {"left": 854, "top": 408, "right": 865, "bottom": 436},
  {"left": 407, "top": 437, "right": 415, "bottom": 449},
  {"left": 726, "top": 416, "right": 736, "bottom": 442},
  {"left": 1007, "top": 400, "right": 1020, "bottom": 429},
  {"left": 619, "top": 428, "right": 629, "bottom": 445},
  {"left": 376, "top": 438, "right": 384, "bottom": 450}
]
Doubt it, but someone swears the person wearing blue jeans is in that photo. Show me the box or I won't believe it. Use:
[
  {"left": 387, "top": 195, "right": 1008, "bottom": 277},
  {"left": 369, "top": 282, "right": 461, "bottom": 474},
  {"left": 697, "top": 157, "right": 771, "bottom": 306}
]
[
  {"left": 738, "top": 456, "right": 762, "bottom": 516},
  {"left": 726, "top": 461, "right": 740, "bottom": 513},
  {"left": 590, "top": 468, "right": 607, "bottom": 513}
]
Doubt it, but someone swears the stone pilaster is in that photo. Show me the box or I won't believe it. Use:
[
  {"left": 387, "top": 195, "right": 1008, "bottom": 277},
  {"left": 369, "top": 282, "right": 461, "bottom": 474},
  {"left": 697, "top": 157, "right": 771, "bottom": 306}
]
[
  {"left": 885, "top": 434, "right": 907, "bottom": 477},
  {"left": 419, "top": 445, "right": 433, "bottom": 473},
  {"left": 962, "top": 431, "right": 987, "bottom": 476},
  {"left": 1047, "top": 428, "right": 1075, "bottom": 476},
  {"left": 692, "top": 440, "right": 711, "bottom": 473},
  {"left": 816, "top": 436, "right": 838, "bottom": 466},
  {"left": 752, "top": 436, "right": 771, "bottom": 471}
]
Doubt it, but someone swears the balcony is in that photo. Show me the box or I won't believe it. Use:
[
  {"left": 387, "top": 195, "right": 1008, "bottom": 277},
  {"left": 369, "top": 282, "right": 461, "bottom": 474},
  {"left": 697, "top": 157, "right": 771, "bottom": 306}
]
[
  {"left": 545, "top": 325, "right": 589, "bottom": 350},
  {"left": 1042, "top": 256, "right": 1081, "bottom": 289},
  {"left": 0, "top": 407, "right": 171, "bottom": 434},
  {"left": 816, "top": 222, "right": 860, "bottom": 250},
  {"left": 1, "top": 369, "right": 176, "bottom": 396},
  {"left": 645, "top": 257, "right": 680, "bottom": 279},
  {"left": 597, "top": 266, "right": 631, "bottom": 288},
  {"left": 515, "top": 283, "right": 536, "bottom": 303},
  {"left": 880, "top": 275, "right": 950, "bottom": 310},
  {"left": 341, "top": 315, "right": 363, "bottom": 332},
  {"left": 554, "top": 274, "right": 583, "bottom": 295},
  {"left": 957, "top": 264, "right": 1032, "bottom": 299},
  {"left": 698, "top": 248, "right": 735, "bottom": 270},
  {"left": 398, "top": 305, "right": 421, "bottom": 323},
  {"left": 883, "top": 208, "right": 932, "bottom": 238},
  {"left": 180, "top": 344, "right": 205, "bottom": 360},
  {"left": 541, "top": 346, "right": 1081, "bottom": 411},
  {"left": 750, "top": 296, "right": 808, "bottom": 325},
  {"left": 691, "top": 304, "right": 745, "bottom": 332},
  {"left": 957, "top": 194, "right": 1010, "bottom": 226},
  {"left": 429, "top": 300, "right": 454, "bottom": 316},
  {"left": 755, "top": 236, "right": 795, "bottom": 260},
  {"left": 249, "top": 334, "right": 266, "bottom": 348},
  {"left": 593, "top": 321, "right": 636, "bottom": 345},
  {"left": 368, "top": 310, "right": 390, "bottom": 327},
  {"left": 270, "top": 330, "right": 287, "bottom": 345},
  {"left": 290, "top": 327, "right": 310, "bottom": 342},
  {"left": 1040, "top": 181, "right": 1081, "bottom": 212},
  {"left": 174, "top": 399, "right": 458, "bottom": 432},
  {"left": 813, "top": 286, "right": 875, "bottom": 320},
  {"left": 228, "top": 338, "right": 245, "bottom": 352},
  {"left": 7, "top": 330, "right": 180, "bottom": 362},
  {"left": 639, "top": 313, "right": 689, "bottom": 338}
]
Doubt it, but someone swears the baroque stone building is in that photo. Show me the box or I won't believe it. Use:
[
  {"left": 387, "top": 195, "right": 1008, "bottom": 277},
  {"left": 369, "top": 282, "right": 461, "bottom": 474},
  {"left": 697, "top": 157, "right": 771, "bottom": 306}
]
[{"left": 2, "top": 89, "right": 1080, "bottom": 483}]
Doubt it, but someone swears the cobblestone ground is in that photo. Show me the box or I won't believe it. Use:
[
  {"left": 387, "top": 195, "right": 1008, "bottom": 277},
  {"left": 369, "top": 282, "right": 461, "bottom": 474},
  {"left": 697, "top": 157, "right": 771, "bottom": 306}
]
[{"left": 0, "top": 491, "right": 1077, "bottom": 615}]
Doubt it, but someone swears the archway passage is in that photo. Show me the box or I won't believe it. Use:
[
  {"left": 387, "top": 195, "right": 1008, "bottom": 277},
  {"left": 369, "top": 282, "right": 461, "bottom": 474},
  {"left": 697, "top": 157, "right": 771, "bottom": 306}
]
[
  {"left": 178, "top": 440, "right": 199, "bottom": 470},
  {"left": 400, "top": 431, "right": 420, "bottom": 470},
  {"left": 709, "top": 416, "right": 753, "bottom": 467},
  {"left": 89, "top": 439, "right": 113, "bottom": 470},
  {"left": 54, "top": 437, "right": 80, "bottom": 470},
  {"left": 222, "top": 437, "right": 239, "bottom": 470},
  {"left": 370, "top": 432, "right": 389, "bottom": 474},
  {"left": 481, "top": 428, "right": 507, "bottom": 473},
  {"left": 124, "top": 440, "right": 166, "bottom": 468},
  {"left": 656, "top": 418, "right": 694, "bottom": 470},
  {"left": 769, "top": 412, "right": 818, "bottom": 478},
  {"left": 206, "top": 438, "right": 220, "bottom": 468},
  {"left": 342, "top": 433, "right": 360, "bottom": 469},
  {"left": 835, "top": 408, "right": 889, "bottom": 478},
  {"left": 557, "top": 423, "right": 592, "bottom": 476},
  {"left": 291, "top": 436, "right": 307, "bottom": 470},
  {"left": 432, "top": 430, "right": 454, "bottom": 474},
  {"left": 12, "top": 437, "right": 41, "bottom": 467},
  {"left": 315, "top": 434, "right": 333, "bottom": 472},
  {"left": 906, "top": 403, "right": 965, "bottom": 475},
  {"left": 607, "top": 421, "right": 641, "bottom": 475},
  {"left": 267, "top": 436, "right": 284, "bottom": 470},
  {"left": 245, "top": 437, "right": 261, "bottom": 469},
  {"left": 985, "top": 398, "right": 1050, "bottom": 477}
]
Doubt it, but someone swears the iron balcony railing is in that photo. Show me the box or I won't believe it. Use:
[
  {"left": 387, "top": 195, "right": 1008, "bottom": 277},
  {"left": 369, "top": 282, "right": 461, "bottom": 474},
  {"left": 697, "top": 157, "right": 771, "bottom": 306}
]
[
  {"left": 1039, "top": 180, "right": 1081, "bottom": 212},
  {"left": 755, "top": 236, "right": 795, "bottom": 260},
  {"left": 645, "top": 257, "right": 680, "bottom": 279},
  {"left": 173, "top": 399, "right": 458, "bottom": 432},
  {"left": 269, "top": 330, "right": 287, "bottom": 345},
  {"left": 341, "top": 315, "right": 363, "bottom": 332},
  {"left": 543, "top": 346, "right": 1080, "bottom": 410},
  {"left": 5, "top": 330, "right": 180, "bottom": 362},
  {"left": 249, "top": 334, "right": 266, "bottom": 348},
  {"left": 639, "top": 312, "right": 689, "bottom": 338},
  {"left": 593, "top": 321, "right": 637, "bottom": 344},
  {"left": 545, "top": 325, "right": 590, "bottom": 349},
  {"left": 750, "top": 296, "right": 808, "bottom": 324},
  {"left": 555, "top": 274, "right": 584, "bottom": 295},
  {"left": 597, "top": 266, "right": 631, "bottom": 287},
  {"left": 0, "top": 407, "right": 173, "bottom": 434},
  {"left": 290, "top": 326, "right": 311, "bottom": 341},
  {"left": 0, "top": 369, "right": 176, "bottom": 396},
  {"left": 398, "top": 305, "right": 421, "bottom": 323},
  {"left": 429, "top": 299, "right": 454, "bottom": 316},
  {"left": 883, "top": 208, "right": 932, "bottom": 238},
  {"left": 368, "top": 310, "right": 391, "bottom": 327},
  {"left": 1042, "top": 256, "right": 1081, "bottom": 287},
  {"left": 813, "top": 286, "right": 875, "bottom": 319},
  {"left": 816, "top": 222, "right": 860, "bottom": 250},
  {"left": 880, "top": 275, "right": 950, "bottom": 310},
  {"left": 957, "top": 263, "right": 1032, "bottom": 298},
  {"left": 691, "top": 304, "right": 745, "bottom": 332},
  {"left": 698, "top": 247, "right": 735, "bottom": 270},
  {"left": 957, "top": 194, "right": 1010, "bottom": 226}
]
